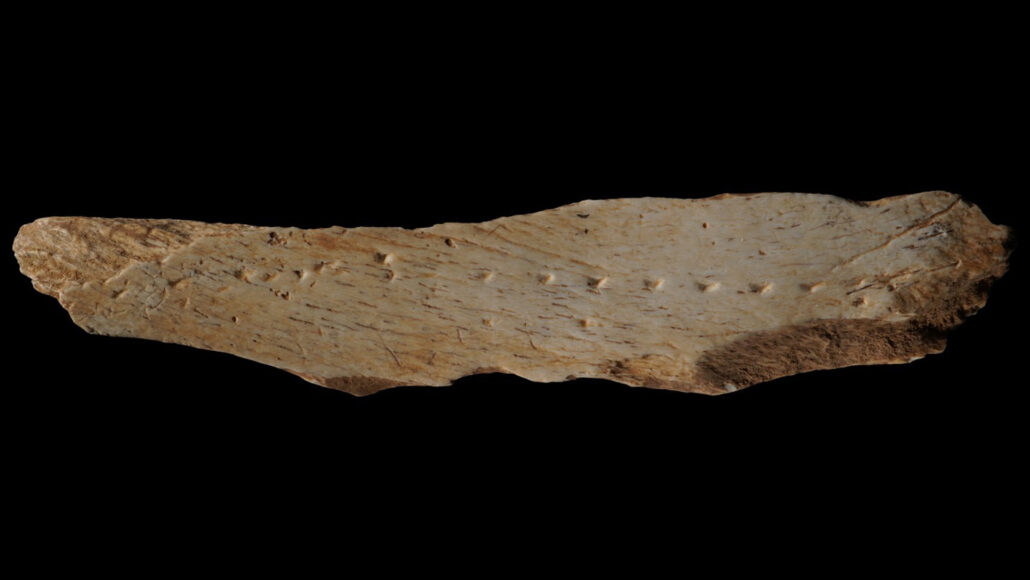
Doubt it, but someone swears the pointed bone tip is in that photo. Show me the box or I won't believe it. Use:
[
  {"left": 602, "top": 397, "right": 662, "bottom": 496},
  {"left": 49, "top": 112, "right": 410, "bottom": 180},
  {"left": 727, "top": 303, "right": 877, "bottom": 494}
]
[{"left": 336, "top": 379, "right": 408, "bottom": 397}]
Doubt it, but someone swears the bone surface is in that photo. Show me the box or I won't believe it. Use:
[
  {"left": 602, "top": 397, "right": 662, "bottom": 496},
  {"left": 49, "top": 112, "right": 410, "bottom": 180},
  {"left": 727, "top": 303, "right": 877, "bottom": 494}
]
[{"left": 13, "top": 191, "right": 1012, "bottom": 395}]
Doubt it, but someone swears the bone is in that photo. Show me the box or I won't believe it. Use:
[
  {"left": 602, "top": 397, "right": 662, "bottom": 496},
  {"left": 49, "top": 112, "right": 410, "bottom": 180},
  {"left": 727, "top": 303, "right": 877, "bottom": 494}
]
[{"left": 13, "top": 191, "right": 1012, "bottom": 396}]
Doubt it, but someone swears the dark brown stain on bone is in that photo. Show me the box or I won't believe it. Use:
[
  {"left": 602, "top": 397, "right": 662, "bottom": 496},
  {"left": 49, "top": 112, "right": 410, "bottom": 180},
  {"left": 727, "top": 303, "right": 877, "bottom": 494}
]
[
  {"left": 695, "top": 318, "right": 947, "bottom": 390},
  {"left": 696, "top": 218, "right": 1013, "bottom": 393}
]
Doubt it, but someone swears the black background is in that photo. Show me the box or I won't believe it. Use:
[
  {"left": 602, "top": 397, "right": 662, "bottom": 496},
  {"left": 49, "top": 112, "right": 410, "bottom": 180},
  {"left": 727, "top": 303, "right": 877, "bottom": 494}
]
[{"left": 5, "top": 13, "right": 1026, "bottom": 556}]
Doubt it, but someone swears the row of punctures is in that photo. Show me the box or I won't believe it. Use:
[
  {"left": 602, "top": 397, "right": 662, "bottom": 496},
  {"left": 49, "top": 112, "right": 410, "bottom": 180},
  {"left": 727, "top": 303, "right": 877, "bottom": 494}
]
[
  {"left": 364, "top": 248, "right": 828, "bottom": 296},
  {"left": 247, "top": 245, "right": 837, "bottom": 299}
]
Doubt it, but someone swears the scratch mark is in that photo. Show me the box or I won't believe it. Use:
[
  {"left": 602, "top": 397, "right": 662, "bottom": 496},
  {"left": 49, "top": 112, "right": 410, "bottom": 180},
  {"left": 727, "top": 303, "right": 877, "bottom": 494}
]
[
  {"left": 481, "top": 223, "right": 503, "bottom": 241},
  {"left": 837, "top": 196, "right": 961, "bottom": 267},
  {"left": 846, "top": 283, "right": 876, "bottom": 295},
  {"left": 150, "top": 287, "right": 169, "bottom": 311},
  {"left": 378, "top": 331, "right": 403, "bottom": 368}
]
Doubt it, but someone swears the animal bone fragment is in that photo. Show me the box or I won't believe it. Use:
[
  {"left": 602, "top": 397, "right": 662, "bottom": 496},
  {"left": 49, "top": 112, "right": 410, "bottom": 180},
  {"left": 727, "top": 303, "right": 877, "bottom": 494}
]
[{"left": 14, "top": 191, "right": 1012, "bottom": 396}]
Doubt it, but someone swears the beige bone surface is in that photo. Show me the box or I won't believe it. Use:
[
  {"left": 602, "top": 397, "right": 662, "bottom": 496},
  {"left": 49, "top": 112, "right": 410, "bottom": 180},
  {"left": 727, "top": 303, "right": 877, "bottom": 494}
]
[{"left": 14, "top": 191, "right": 1011, "bottom": 395}]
